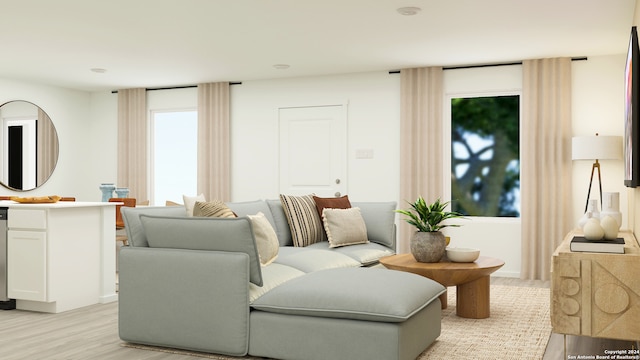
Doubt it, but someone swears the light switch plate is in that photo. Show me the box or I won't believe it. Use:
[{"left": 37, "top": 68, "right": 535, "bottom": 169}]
[{"left": 355, "top": 149, "right": 374, "bottom": 159}]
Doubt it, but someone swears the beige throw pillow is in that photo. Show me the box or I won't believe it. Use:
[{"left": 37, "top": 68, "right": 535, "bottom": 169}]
[
  {"left": 193, "top": 200, "right": 236, "bottom": 218},
  {"left": 183, "top": 193, "right": 206, "bottom": 216},
  {"left": 280, "top": 194, "right": 325, "bottom": 247},
  {"left": 247, "top": 212, "right": 279, "bottom": 266},
  {"left": 322, "top": 207, "right": 369, "bottom": 248}
]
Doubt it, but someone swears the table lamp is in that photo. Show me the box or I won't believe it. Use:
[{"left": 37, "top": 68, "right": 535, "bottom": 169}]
[{"left": 572, "top": 133, "right": 622, "bottom": 213}]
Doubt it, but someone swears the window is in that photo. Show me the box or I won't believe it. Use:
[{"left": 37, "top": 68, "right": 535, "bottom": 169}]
[
  {"left": 151, "top": 110, "right": 197, "bottom": 205},
  {"left": 450, "top": 95, "right": 520, "bottom": 217}
]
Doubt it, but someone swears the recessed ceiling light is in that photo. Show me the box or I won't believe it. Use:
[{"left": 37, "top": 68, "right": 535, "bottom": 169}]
[
  {"left": 90, "top": 68, "right": 107, "bottom": 73},
  {"left": 397, "top": 7, "right": 421, "bottom": 16},
  {"left": 273, "top": 64, "right": 290, "bottom": 70}
]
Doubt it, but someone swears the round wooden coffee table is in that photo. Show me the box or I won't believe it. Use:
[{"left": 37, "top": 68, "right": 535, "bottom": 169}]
[{"left": 379, "top": 253, "right": 504, "bottom": 319}]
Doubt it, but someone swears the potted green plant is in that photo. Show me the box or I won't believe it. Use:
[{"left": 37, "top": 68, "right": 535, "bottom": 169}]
[{"left": 396, "top": 197, "right": 465, "bottom": 263}]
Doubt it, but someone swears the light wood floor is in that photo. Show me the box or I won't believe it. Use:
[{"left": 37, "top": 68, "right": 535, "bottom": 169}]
[{"left": 0, "top": 277, "right": 636, "bottom": 360}]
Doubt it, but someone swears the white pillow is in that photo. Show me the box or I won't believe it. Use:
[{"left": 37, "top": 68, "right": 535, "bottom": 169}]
[
  {"left": 183, "top": 193, "right": 206, "bottom": 216},
  {"left": 322, "top": 207, "right": 369, "bottom": 248},
  {"left": 247, "top": 212, "right": 280, "bottom": 266}
]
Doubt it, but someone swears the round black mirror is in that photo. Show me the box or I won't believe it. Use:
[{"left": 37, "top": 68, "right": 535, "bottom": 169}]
[{"left": 0, "top": 100, "right": 59, "bottom": 191}]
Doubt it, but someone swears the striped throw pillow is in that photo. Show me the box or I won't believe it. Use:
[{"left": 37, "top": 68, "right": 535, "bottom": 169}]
[
  {"left": 193, "top": 200, "right": 236, "bottom": 218},
  {"left": 280, "top": 194, "right": 325, "bottom": 247}
]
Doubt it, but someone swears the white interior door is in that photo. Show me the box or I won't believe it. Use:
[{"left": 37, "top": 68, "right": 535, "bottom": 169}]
[{"left": 279, "top": 105, "right": 346, "bottom": 197}]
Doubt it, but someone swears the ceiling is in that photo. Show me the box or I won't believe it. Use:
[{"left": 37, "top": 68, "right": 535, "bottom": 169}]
[{"left": 0, "top": 0, "right": 636, "bottom": 92}]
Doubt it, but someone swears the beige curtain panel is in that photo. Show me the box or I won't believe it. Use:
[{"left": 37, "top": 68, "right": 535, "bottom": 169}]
[
  {"left": 197, "top": 82, "right": 231, "bottom": 201},
  {"left": 117, "top": 88, "right": 147, "bottom": 203},
  {"left": 398, "top": 67, "right": 444, "bottom": 253},
  {"left": 521, "top": 58, "right": 573, "bottom": 281}
]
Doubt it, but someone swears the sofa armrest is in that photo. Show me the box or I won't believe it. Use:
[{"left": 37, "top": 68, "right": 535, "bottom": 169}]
[{"left": 118, "top": 246, "right": 251, "bottom": 356}]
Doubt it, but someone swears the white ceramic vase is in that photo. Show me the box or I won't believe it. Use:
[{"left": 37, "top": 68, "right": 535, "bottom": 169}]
[
  {"left": 578, "top": 199, "right": 600, "bottom": 228},
  {"left": 600, "top": 192, "right": 622, "bottom": 228}
]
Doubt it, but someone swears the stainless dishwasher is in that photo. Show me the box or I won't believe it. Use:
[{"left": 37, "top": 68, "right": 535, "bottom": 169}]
[{"left": 0, "top": 207, "right": 15, "bottom": 310}]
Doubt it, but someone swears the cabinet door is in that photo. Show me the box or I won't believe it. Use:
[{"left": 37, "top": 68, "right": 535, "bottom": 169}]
[{"left": 8, "top": 230, "right": 46, "bottom": 301}]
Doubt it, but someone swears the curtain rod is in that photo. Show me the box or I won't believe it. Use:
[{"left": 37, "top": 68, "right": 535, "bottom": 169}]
[
  {"left": 111, "top": 82, "right": 242, "bottom": 94},
  {"left": 110, "top": 56, "right": 588, "bottom": 92},
  {"left": 388, "top": 57, "right": 588, "bottom": 74}
]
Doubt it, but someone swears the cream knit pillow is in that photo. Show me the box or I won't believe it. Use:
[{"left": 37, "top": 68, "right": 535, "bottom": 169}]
[
  {"left": 247, "top": 212, "right": 279, "bottom": 266},
  {"left": 322, "top": 207, "right": 368, "bottom": 248}
]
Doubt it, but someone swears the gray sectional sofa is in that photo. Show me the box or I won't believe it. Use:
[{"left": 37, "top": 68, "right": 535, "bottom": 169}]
[{"left": 118, "top": 199, "right": 445, "bottom": 360}]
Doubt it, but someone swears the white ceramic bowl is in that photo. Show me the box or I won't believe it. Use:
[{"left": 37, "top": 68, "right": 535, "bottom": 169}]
[{"left": 446, "top": 247, "right": 480, "bottom": 263}]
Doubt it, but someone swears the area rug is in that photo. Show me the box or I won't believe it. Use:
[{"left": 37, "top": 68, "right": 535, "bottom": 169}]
[
  {"left": 418, "top": 284, "right": 551, "bottom": 359},
  {"left": 122, "top": 284, "right": 551, "bottom": 359}
]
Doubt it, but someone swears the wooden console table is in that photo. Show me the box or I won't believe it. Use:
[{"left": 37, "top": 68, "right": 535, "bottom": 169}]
[{"left": 551, "top": 230, "right": 640, "bottom": 341}]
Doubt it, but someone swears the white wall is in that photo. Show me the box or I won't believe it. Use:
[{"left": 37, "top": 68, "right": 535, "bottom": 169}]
[
  {"left": 86, "top": 91, "right": 118, "bottom": 200},
  {"left": 0, "top": 78, "right": 95, "bottom": 200},
  {"left": 440, "top": 57, "right": 629, "bottom": 276},
  {"left": 0, "top": 53, "right": 628, "bottom": 278},
  {"left": 86, "top": 88, "right": 199, "bottom": 204},
  {"left": 571, "top": 55, "right": 628, "bottom": 229},
  {"left": 229, "top": 71, "right": 400, "bottom": 202},
  {"left": 88, "top": 73, "right": 401, "bottom": 204}
]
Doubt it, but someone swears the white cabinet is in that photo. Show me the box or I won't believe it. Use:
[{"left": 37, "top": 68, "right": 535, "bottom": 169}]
[
  {"left": 8, "top": 230, "right": 46, "bottom": 301},
  {"left": 5, "top": 202, "right": 117, "bottom": 313}
]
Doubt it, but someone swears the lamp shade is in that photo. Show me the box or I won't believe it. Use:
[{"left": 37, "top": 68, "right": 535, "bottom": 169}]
[{"left": 572, "top": 135, "right": 622, "bottom": 161}]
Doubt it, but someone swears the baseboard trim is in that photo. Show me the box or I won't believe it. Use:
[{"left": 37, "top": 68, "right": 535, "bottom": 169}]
[
  {"left": 493, "top": 269, "right": 520, "bottom": 278},
  {"left": 99, "top": 293, "right": 118, "bottom": 303}
]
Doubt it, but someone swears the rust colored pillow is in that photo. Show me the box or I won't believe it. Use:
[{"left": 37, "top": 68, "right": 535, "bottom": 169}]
[{"left": 312, "top": 195, "right": 352, "bottom": 218}]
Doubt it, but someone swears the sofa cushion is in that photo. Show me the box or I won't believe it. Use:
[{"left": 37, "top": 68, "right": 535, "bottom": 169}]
[
  {"left": 306, "top": 241, "right": 395, "bottom": 266},
  {"left": 249, "top": 263, "right": 305, "bottom": 303},
  {"left": 251, "top": 268, "right": 446, "bottom": 322},
  {"left": 247, "top": 212, "right": 279, "bottom": 266},
  {"left": 274, "top": 247, "right": 360, "bottom": 272},
  {"left": 227, "top": 200, "right": 277, "bottom": 230},
  {"left": 266, "top": 199, "right": 293, "bottom": 246},
  {"left": 193, "top": 200, "right": 236, "bottom": 218},
  {"left": 122, "top": 206, "right": 188, "bottom": 247},
  {"left": 279, "top": 194, "right": 325, "bottom": 247},
  {"left": 351, "top": 201, "right": 397, "bottom": 248},
  {"left": 140, "top": 215, "right": 263, "bottom": 286},
  {"left": 322, "top": 207, "right": 368, "bottom": 248}
]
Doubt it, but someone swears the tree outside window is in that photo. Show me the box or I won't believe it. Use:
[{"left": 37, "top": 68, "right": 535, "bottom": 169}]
[{"left": 451, "top": 95, "right": 520, "bottom": 217}]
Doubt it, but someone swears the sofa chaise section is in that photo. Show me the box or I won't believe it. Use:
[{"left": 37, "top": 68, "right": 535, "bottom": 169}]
[{"left": 249, "top": 267, "right": 445, "bottom": 360}]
